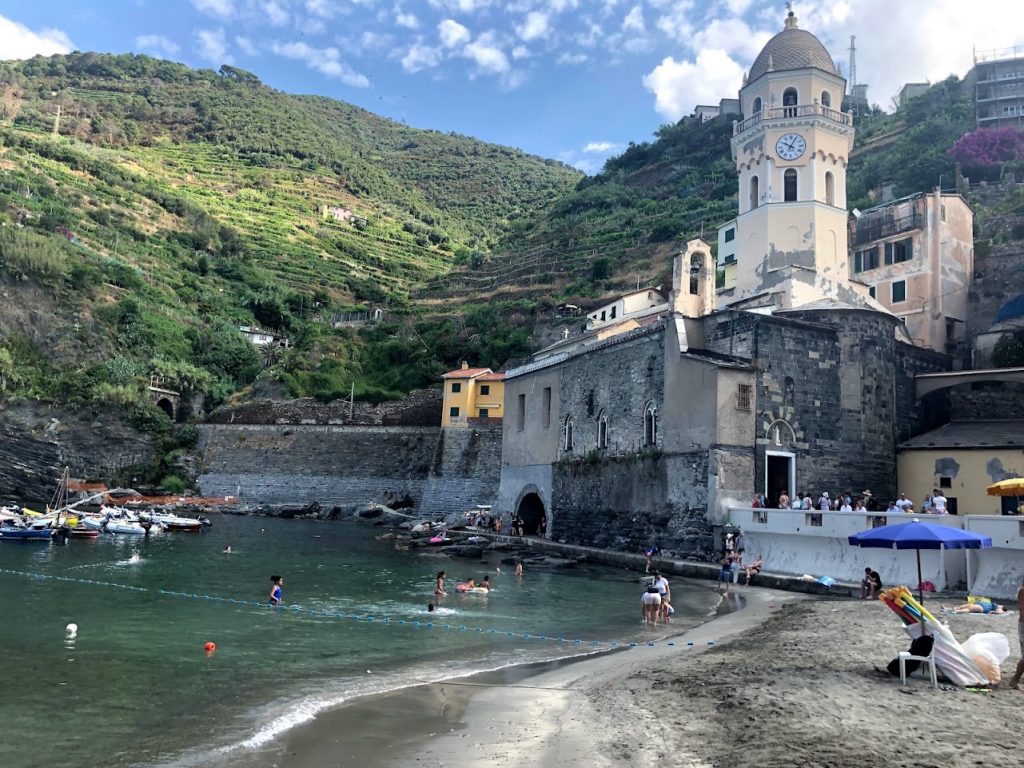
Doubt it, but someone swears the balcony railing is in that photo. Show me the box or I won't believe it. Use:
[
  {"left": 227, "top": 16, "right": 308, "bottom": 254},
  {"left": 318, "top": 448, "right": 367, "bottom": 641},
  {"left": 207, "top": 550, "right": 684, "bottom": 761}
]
[
  {"left": 852, "top": 210, "right": 924, "bottom": 246},
  {"left": 733, "top": 103, "right": 852, "bottom": 135}
]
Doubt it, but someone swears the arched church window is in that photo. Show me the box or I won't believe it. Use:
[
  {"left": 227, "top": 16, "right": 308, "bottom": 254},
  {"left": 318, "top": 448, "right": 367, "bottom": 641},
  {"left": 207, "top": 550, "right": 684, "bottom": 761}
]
[
  {"left": 689, "top": 253, "right": 702, "bottom": 295},
  {"left": 820, "top": 90, "right": 831, "bottom": 108},
  {"left": 643, "top": 402, "right": 658, "bottom": 447},
  {"left": 563, "top": 414, "right": 574, "bottom": 451},
  {"left": 782, "top": 87, "right": 798, "bottom": 117},
  {"left": 596, "top": 410, "right": 608, "bottom": 450},
  {"left": 749, "top": 175, "right": 759, "bottom": 210},
  {"left": 784, "top": 169, "right": 797, "bottom": 202},
  {"left": 825, "top": 171, "right": 835, "bottom": 206},
  {"left": 752, "top": 96, "right": 762, "bottom": 114}
]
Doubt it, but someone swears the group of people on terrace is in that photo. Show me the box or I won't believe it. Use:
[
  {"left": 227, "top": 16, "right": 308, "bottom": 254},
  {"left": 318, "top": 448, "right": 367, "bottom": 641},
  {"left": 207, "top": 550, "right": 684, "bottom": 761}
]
[{"left": 754, "top": 488, "right": 950, "bottom": 515}]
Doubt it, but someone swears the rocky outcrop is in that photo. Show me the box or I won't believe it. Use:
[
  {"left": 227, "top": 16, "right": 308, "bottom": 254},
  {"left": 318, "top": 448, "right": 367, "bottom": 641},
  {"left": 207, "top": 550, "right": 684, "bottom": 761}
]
[{"left": 0, "top": 401, "right": 156, "bottom": 503}]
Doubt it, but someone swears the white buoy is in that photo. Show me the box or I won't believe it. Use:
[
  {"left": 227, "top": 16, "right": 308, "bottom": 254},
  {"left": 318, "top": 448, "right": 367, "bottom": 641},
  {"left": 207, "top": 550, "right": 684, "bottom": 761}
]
[{"left": 66, "top": 623, "right": 78, "bottom": 637}]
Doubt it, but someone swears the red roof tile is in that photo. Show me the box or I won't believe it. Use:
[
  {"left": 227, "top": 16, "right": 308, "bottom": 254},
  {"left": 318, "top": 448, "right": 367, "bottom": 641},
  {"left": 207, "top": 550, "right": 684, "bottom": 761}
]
[{"left": 442, "top": 367, "right": 492, "bottom": 379}]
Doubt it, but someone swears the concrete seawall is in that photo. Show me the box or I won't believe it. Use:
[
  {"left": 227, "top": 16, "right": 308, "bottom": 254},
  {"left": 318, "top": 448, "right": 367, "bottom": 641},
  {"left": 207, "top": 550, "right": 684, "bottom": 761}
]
[{"left": 196, "top": 423, "right": 503, "bottom": 516}]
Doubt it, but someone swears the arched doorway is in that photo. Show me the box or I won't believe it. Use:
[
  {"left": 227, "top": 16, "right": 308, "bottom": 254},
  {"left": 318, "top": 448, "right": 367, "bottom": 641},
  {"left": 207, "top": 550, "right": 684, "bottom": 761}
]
[
  {"left": 516, "top": 493, "right": 546, "bottom": 536},
  {"left": 155, "top": 397, "right": 175, "bottom": 420}
]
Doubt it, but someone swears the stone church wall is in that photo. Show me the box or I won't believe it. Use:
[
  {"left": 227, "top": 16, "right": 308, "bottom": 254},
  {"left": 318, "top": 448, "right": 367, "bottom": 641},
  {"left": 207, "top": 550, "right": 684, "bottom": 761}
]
[{"left": 551, "top": 451, "right": 714, "bottom": 558}]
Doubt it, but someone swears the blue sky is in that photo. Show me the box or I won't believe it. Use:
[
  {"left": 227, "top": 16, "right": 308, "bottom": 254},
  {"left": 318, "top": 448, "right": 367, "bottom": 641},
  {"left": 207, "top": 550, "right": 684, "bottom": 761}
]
[{"left": 2, "top": 1, "right": 1022, "bottom": 173}]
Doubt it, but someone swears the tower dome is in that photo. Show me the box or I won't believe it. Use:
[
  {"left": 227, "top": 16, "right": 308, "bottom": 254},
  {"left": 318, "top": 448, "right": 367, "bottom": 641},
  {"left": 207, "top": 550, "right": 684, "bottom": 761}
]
[{"left": 747, "top": 11, "right": 837, "bottom": 82}]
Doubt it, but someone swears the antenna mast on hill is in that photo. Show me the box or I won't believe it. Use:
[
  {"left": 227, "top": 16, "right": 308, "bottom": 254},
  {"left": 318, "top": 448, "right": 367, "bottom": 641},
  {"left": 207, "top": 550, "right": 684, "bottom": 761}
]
[{"left": 848, "top": 35, "right": 858, "bottom": 117}]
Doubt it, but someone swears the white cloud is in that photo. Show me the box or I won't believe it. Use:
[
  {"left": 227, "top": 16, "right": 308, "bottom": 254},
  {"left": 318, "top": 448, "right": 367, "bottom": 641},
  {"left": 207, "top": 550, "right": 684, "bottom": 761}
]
[
  {"left": 135, "top": 34, "right": 180, "bottom": 57},
  {"left": 583, "top": 141, "right": 620, "bottom": 153},
  {"left": 262, "top": 1, "right": 289, "bottom": 27},
  {"left": 358, "top": 30, "right": 393, "bottom": 52},
  {"left": 304, "top": 0, "right": 339, "bottom": 18},
  {"left": 642, "top": 47, "right": 744, "bottom": 121},
  {"left": 428, "top": 0, "right": 492, "bottom": 13},
  {"left": 0, "top": 14, "right": 74, "bottom": 59},
  {"left": 196, "top": 28, "right": 233, "bottom": 64},
  {"left": 438, "top": 19, "right": 470, "bottom": 48},
  {"left": 191, "top": 0, "right": 236, "bottom": 20},
  {"left": 622, "top": 5, "right": 644, "bottom": 33},
  {"left": 462, "top": 34, "right": 509, "bottom": 75},
  {"left": 396, "top": 11, "right": 419, "bottom": 29},
  {"left": 517, "top": 11, "right": 549, "bottom": 42},
  {"left": 511, "top": 45, "right": 530, "bottom": 60},
  {"left": 725, "top": 0, "right": 753, "bottom": 15},
  {"left": 270, "top": 40, "right": 370, "bottom": 87},
  {"left": 653, "top": 0, "right": 694, "bottom": 40},
  {"left": 235, "top": 36, "right": 258, "bottom": 56},
  {"left": 794, "top": 0, "right": 1024, "bottom": 110},
  {"left": 693, "top": 17, "right": 771, "bottom": 62},
  {"left": 401, "top": 42, "right": 442, "bottom": 73},
  {"left": 557, "top": 51, "right": 587, "bottom": 65}
]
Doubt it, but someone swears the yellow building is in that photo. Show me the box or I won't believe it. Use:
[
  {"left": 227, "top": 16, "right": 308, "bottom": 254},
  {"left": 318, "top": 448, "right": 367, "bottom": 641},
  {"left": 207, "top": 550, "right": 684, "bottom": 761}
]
[
  {"left": 897, "top": 420, "right": 1024, "bottom": 515},
  {"left": 441, "top": 362, "right": 505, "bottom": 428}
]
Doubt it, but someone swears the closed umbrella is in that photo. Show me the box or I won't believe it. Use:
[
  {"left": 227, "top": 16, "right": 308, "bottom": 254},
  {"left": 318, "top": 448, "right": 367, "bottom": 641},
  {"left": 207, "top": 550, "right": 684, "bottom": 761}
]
[{"left": 848, "top": 518, "right": 992, "bottom": 603}]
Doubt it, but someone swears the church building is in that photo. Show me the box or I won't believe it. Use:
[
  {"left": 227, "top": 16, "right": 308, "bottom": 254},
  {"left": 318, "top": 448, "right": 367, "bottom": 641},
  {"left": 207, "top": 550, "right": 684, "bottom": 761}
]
[{"left": 494, "top": 12, "right": 952, "bottom": 553}]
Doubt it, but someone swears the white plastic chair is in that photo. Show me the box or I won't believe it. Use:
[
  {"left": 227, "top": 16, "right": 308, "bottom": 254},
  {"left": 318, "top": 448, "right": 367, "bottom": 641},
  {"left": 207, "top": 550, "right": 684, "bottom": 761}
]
[{"left": 898, "top": 648, "right": 938, "bottom": 688}]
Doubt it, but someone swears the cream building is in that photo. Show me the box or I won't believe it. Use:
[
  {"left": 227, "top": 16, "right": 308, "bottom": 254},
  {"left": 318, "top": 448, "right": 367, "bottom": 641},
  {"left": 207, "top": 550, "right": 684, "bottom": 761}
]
[
  {"left": 718, "top": 11, "right": 869, "bottom": 312},
  {"left": 850, "top": 191, "right": 974, "bottom": 352},
  {"left": 586, "top": 287, "right": 666, "bottom": 330}
]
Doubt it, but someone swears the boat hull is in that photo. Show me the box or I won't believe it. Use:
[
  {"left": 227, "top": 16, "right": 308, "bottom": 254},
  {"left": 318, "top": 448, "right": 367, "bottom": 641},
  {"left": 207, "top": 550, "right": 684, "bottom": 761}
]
[{"left": 0, "top": 527, "right": 52, "bottom": 541}]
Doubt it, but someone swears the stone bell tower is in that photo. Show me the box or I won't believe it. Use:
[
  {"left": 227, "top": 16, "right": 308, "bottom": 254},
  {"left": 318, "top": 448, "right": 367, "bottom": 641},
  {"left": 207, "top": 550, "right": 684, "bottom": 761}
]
[{"left": 718, "top": 10, "right": 862, "bottom": 311}]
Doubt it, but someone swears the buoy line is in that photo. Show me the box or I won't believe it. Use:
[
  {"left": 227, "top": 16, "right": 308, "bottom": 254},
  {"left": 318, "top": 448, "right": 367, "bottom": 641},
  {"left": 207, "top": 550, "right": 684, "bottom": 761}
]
[{"left": 0, "top": 568, "right": 720, "bottom": 649}]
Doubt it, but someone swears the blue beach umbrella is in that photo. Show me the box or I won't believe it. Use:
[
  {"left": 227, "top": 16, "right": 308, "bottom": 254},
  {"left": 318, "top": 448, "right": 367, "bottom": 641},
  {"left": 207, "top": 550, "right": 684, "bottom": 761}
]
[{"left": 848, "top": 518, "right": 992, "bottom": 602}]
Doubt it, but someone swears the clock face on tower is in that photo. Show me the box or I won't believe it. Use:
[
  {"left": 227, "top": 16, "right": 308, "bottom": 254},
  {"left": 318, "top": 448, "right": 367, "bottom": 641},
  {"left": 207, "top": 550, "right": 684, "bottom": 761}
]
[{"left": 775, "top": 133, "right": 806, "bottom": 161}]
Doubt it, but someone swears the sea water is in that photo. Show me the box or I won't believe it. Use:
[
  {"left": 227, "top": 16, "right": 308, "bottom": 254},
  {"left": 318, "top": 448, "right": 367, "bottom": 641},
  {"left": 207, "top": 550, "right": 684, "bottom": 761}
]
[{"left": 0, "top": 514, "right": 720, "bottom": 768}]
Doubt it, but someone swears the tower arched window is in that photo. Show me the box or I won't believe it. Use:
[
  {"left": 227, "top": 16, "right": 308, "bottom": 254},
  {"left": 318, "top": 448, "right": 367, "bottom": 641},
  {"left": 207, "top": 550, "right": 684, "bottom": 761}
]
[
  {"left": 563, "top": 414, "right": 574, "bottom": 451},
  {"left": 643, "top": 402, "right": 658, "bottom": 447},
  {"left": 596, "top": 410, "right": 608, "bottom": 450},
  {"left": 825, "top": 171, "right": 835, "bottom": 206},
  {"left": 689, "top": 253, "right": 703, "bottom": 295},
  {"left": 749, "top": 175, "right": 759, "bottom": 210},
  {"left": 784, "top": 169, "right": 798, "bottom": 202},
  {"left": 752, "top": 96, "right": 762, "bottom": 114},
  {"left": 782, "top": 87, "right": 798, "bottom": 117},
  {"left": 820, "top": 90, "right": 831, "bottom": 108}
]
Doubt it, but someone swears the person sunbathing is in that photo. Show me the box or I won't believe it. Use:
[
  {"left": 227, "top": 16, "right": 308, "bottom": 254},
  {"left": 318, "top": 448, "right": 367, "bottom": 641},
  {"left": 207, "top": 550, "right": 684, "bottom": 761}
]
[
  {"left": 947, "top": 601, "right": 1007, "bottom": 614},
  {"left": 743, "top": 555, "right": 764, "bottom": 585}
]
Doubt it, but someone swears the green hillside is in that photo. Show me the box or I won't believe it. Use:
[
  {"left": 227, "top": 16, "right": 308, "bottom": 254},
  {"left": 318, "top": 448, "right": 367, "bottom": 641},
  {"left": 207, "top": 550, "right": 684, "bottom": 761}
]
[{"left": 0, "top": 52, "right": 580, "bottom": 415}]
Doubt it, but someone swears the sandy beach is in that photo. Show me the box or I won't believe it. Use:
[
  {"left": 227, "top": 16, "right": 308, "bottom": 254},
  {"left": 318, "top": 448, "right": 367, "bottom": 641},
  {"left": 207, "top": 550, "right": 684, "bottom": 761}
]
[{"left": 245, "top": 585, "right": 1024, "bottom": 768}]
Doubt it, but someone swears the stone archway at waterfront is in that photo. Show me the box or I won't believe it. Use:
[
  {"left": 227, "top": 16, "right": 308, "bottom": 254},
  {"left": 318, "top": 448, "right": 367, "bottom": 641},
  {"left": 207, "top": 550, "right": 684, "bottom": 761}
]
[{"left": 515, "top": 492, "right": 546, "bottom": 536}]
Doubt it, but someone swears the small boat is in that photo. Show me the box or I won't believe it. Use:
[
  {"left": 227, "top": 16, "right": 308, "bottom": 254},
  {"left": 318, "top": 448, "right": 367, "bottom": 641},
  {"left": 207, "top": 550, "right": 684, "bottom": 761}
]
[
  {"left": 143, "top": 511, "right": 203, "bottom": 532},
  {"left": 0, "top": 526, "right": 52, "bottom": 542},
  {"left": 105, "top": 519, "right": 147, "bottom": 535},
  {"left": 79, "top": 516, "right": 106, "bottom": 531},
  {"left": 70, "top": 526, "right": 100, "bottom": 538}
]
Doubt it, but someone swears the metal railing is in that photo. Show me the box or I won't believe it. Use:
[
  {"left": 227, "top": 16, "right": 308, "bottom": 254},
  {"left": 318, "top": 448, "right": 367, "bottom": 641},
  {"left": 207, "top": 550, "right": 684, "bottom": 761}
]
[
  {"left": 733, "top": 103, "right": 852, "bottom": 135},
  {"left": 852, "top": 210, "right": 924, "bottom": 246}
]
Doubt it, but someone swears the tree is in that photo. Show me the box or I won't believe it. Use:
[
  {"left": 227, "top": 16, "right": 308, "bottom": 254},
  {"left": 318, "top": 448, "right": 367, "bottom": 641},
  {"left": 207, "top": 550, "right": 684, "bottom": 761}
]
[{"left": 993, "top": 332, "right": 1024, "bottom": 368}]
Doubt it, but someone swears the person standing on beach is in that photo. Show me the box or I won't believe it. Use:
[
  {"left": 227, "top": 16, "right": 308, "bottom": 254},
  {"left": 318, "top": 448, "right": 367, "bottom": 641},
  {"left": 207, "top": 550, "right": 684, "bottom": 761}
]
[
  {"left": 1008, "top": 577, "right": 1024, "bottom": 690},
  {"left": 269, "top": 575, "right": 284, "bottom": 606}
]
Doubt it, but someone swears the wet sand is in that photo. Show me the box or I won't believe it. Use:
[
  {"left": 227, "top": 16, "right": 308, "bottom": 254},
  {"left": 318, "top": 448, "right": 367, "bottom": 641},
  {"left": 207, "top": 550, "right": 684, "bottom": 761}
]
[{"left": 231, "top": 587, "right": 1024, "bottom": 768}]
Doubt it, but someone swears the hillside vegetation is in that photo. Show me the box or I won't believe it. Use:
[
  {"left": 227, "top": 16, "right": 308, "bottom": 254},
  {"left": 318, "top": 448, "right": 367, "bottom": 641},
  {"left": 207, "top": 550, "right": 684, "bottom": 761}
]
[
  {"left": 0, "top": 53, "right": 580, "bottom": 421},
  {"left": 0, "top": 54, "right": 986, "bottom": 449}
]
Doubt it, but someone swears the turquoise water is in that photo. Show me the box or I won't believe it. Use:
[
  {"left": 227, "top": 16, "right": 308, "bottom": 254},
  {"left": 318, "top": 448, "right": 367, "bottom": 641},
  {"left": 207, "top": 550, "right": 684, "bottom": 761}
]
[{"left": 0, "top": 515, "right": 719, "bottom": 768}]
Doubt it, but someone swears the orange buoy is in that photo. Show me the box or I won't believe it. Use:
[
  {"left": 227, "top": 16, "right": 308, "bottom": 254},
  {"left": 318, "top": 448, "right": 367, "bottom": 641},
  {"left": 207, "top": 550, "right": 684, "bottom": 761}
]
[{"left": 204, "top": 641, "right": 216, "bottom": 653}]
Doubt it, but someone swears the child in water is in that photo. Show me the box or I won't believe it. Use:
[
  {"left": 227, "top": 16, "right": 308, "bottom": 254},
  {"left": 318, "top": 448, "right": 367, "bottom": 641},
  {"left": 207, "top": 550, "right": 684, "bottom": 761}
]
[
  {"left": 269, "top": 575, "right": 284, "bottom": 605},
  {"left": 435, "top": 570, "right": 447, "bottom": 596}
]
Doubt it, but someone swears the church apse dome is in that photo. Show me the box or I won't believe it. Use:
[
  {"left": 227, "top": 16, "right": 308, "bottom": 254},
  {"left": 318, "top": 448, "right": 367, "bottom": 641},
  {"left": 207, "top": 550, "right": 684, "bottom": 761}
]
[{"left": 747, "top": 12, "right": 838, "bottom": 81}]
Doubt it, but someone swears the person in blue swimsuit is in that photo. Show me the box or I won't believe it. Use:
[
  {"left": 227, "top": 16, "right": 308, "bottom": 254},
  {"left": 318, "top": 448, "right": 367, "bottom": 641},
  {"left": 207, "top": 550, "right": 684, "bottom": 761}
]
[{"left": 269, "top": 575, "right": 284, "bottom": 606}]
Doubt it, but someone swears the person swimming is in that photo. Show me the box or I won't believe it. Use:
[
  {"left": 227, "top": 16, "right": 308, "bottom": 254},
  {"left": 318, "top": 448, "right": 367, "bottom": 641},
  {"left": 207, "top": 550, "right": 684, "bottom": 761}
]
[
  {"left": 455, "top": 578, "right": 476, "bottom": 593},
  {"left": 269, "top": 575, "right": 283, "bottom": 605}
]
